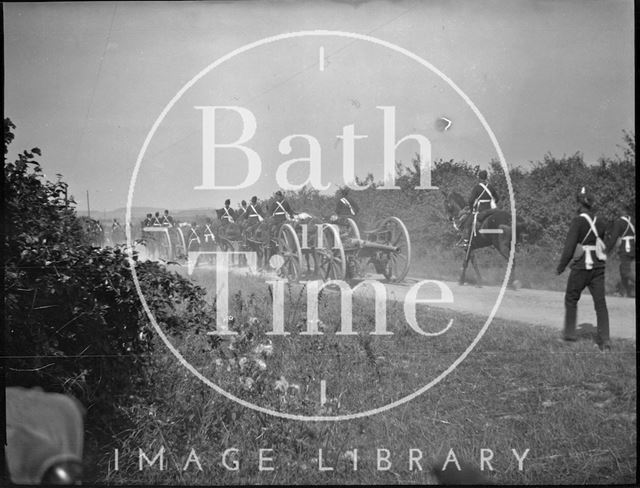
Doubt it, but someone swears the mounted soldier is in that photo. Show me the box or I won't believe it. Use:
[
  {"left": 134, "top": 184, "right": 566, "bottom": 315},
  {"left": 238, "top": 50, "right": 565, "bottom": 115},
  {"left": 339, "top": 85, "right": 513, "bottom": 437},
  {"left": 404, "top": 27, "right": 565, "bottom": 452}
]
[
  {"left": 606, "top": 202, "right": 635, "bottom": 297},
  {"left": 161, "top": 209, "right": 174, "bottom": 227},
  {"left": 111, "top": 218, "right": 121, "bottom": 231},
  {"left": 237, "top": 200, "right": 248, "bottom": 220},
  {"left": 335, "top": 187, "right": 359, "bottom": 217},
  {"left": 459, "top": 170, "right": 500, "bottom": 246},
  {"left": 151, "top": 211, "right": 162, "bottom": 226},
  {"left": 332, "top": 186, "right": 362, "bottom": 233},
  {"left": 203, "top": 217, "right": 216, "bottom": 246},
  {"left": 246, "top": 196, "right": 265, "bottom": 225},
  {"left": 556, "top": 187, "right": 610, "bottom": 351},
  {"left": 218, "top": 199, "right": 236, "bottom": 224},
  {"left": 269, "top": 190, "right": 296, "bottom": 223},
  {"left": 142, "top": 213, "right": 153, "bottom": 227}
]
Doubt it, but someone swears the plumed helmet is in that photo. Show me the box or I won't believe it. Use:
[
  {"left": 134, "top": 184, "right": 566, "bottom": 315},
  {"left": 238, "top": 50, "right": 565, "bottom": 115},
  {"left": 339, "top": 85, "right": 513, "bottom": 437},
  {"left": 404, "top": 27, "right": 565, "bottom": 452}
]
[
  {"left": 224, "top": 199, "right": 231, "bottom": 205},
  {"left": 251, "top": 196, "right": 258, "bottom": 204},
  {"left": 478, "top": 170, "right": 488, "bottom": 180},
  {"left": 275, "top": 190, "right": 283, "bottom": 198},
  {"left": 576, "top": 186, "right": 594, "bottom": 209}
]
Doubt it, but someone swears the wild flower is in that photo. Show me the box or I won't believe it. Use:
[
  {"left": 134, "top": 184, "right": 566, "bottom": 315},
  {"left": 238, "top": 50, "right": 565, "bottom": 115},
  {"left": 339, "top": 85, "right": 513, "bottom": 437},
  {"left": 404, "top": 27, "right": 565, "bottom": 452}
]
[
  {"left": 242, "top": 377, "right": 254, "bottom": 390},
  {"left": 253, "top": 341, "right": 274, "bottom": 357},
  {"left": 274, "top": 376, "right": 289, "bottom": 393},
  {"left": 255, "top": 358, "right": 267, "bottom": 371},
  {"left": 238, "top": 357, "right": 248, "bottom": 369}
]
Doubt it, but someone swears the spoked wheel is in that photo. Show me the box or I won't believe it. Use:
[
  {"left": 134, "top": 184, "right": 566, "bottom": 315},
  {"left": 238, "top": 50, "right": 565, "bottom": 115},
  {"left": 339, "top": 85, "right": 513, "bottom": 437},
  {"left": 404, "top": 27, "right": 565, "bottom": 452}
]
[
  {"left": 377, "top": 216, "right": 411, "bottom": 282},
  {"left": 277, "top": 224, "right": 303, "bottom": 281},
  {"left": 317, "top": 224, "right": 346, "bottom": 281},
  {"left": 153, "top": 229, "right": 172, "bottom": 261},
  {"left": 174, "top": 227, "right": 187, "bottom": 260},
  {"left": 345, "top": 217, "right": 361, "bottom": 241}
]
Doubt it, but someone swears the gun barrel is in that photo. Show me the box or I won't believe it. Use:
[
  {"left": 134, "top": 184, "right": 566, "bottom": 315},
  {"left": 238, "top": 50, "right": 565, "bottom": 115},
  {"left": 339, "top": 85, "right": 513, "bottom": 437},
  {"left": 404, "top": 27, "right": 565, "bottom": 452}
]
[{"left": 348, "top": 238, "right": 399, "bottom": 252}]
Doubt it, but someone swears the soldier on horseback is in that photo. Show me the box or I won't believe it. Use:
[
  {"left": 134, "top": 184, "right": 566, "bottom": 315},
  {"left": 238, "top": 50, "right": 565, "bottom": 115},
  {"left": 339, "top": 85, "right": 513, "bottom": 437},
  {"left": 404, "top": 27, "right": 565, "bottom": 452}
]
[
  {"left": 111, "top": 218, "right": 121, "bottom": 231},
  {"left": 606, "top": 202, "right": 635, "bottom": 297},
  {"left": 246, "top": 196, "right": 265, "bottom": 224},
  {"left": 459, "top": 170, "right": 500, "bottom": 247},
  {"left": 152, "top": 212, "right": 162, "bottom": 226},
  {"left": 142, "top": 213, "right": 153, "bottom": 227},
  {"left": 161, "top": 209, "right": 174, "bottom": 227},
  {"left": 219, "top": 199, "right": 236, "bottom": 224},
  {"left": 335, "top": 187, "right": 360, "bottom": 218},
  {"left": 237, "top": 200, "right": 248, "bottom": 220},
  {"left": 269, "top": 191, "right": 296, "bottom": 222},
  {"left": 268, "top": 190, "right": 296, "bottom": 237}
]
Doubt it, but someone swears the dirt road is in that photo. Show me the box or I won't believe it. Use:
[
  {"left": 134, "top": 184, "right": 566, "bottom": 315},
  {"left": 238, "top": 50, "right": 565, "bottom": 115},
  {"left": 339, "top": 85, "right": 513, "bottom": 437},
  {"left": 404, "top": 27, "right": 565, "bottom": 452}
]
[
  {"left": 352, "top": 275, "right": 637, "bottom": 340},
  {"left": 186, "top": 262, "right": 636, "bottom": 340}
]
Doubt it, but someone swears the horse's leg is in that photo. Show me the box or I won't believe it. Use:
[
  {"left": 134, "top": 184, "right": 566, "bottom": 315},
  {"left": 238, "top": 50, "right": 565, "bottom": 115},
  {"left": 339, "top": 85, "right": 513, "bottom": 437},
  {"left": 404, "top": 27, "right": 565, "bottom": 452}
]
[
  {"left": 459, "top": 246, "right": 472, "bottom": 285},
  {"left": 495, "top": 226, "right": 517, "bottom": 289},
  {"left": 470, "top": 252, "right": 483, "bottom": 287}
]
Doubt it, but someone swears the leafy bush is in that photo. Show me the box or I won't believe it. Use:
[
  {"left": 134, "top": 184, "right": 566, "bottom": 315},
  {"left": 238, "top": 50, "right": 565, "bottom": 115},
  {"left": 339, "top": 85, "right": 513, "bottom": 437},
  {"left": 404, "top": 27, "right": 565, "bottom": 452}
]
[{"left": 3, "top": 118, "right": 213, "bottom": 410}]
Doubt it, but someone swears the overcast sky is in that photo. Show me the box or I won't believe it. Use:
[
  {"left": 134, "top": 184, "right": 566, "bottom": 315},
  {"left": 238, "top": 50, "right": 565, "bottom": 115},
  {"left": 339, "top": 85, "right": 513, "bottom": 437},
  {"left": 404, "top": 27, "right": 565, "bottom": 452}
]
[{"left": 4, "top": 0, "right": 634, "bottom": 213}]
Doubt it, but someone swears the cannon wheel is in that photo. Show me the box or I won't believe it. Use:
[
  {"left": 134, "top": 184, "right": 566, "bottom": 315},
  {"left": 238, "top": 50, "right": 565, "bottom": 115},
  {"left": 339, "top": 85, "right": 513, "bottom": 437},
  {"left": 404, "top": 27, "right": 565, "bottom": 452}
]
[
  {"left": 345, "top": 217, "right": 361, "bottom": 241},
  {"left": 317, "top": 224, "right": 346, "bottom": 281},
  {"left": 174, "top": 227, "right": 187, "bottom": 260},
  {"left": 378, "top": 217, "right": 411, "bottom": 282},
  {"left": 142, "top": 227, "right": 172, "bottom": 261},
  {"left": 278, "top": 223, "right": 303, "bottom": 281}
]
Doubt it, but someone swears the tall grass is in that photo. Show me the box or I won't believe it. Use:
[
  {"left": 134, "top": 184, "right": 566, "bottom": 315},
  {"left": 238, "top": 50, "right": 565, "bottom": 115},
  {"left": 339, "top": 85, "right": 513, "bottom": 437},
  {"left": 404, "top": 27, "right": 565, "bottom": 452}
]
[{"left": 87, "top": 271, "right": 636, "bottom": 485}]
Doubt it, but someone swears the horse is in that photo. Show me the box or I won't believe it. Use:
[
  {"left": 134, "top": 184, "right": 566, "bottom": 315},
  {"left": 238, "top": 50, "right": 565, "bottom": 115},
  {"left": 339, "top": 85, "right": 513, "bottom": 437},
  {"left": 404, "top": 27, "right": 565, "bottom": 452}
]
[{"left": 442, "top": 190, "right": 528, "bottom": 287}]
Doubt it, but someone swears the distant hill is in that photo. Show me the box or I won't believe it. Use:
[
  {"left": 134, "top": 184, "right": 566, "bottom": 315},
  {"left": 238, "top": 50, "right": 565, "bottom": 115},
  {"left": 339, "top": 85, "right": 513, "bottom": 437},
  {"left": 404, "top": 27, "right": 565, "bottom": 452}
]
[{"left": 76, "top": 207, "right": 216, "bottom": 223}]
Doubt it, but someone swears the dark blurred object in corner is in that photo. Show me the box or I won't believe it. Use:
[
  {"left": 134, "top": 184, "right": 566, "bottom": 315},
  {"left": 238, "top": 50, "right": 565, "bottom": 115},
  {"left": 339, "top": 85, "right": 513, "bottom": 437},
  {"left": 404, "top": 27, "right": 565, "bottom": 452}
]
[{"left": 5, "top": 387, "right": 84, "bottom": 485}]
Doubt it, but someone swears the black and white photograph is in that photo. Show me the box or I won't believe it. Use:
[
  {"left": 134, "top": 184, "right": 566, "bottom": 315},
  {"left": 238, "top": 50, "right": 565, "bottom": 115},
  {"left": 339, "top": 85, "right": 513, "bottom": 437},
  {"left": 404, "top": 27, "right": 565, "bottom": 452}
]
[{"left": 3, "top": 0, "right": 636, "bottom": 485}]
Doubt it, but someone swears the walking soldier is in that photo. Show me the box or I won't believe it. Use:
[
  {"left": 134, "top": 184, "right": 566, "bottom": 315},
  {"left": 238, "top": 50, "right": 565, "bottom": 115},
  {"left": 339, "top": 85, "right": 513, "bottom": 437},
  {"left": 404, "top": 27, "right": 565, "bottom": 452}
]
[
  {"left": 606, "top": 202, "right": 635, "bottom": 297},
  {"left": 556, "top": 187, "right": 610, "bottom": 351}
]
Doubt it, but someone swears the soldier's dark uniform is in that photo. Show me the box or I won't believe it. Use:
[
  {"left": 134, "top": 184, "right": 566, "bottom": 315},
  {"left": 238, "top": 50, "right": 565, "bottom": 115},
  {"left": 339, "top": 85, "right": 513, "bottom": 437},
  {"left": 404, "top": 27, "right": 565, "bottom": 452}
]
[
  {"left": 246, "top": 197, "right": 265, "bottom": 225},
  {"left": 336, "top": 193, "right": 360, "bottom": 218},
  {"left": 161, "top": 210, "right": 174, "bottom": 227},
  {"left": 241, "top": 197, "right": 264, "bottom": 238},
  {"left": 143, "top": 213, "right": 153, "bottom": 227},
  {"left": 152, "top": 212, "right": 162, "bottom": 226},
  {"left": 219, "top": 200, "right": 236, "bottom": 224},
  {"left": 606, "top": 210, "right": 635, "bottom": 297},
  {"left": 237, "top": 201, "right": 248, "bottom": 221},
  {"left": 335, "top": 189, "right": 361, "bottom": 229},
  {"left": 461, "top": 171, "right": 499, "bottom": 244},
  {"left": 269, "top": 192, "right": 295, "bottom": 224},
  {"left": 556, "top": 188, "right": 610, "bottom": 350}
]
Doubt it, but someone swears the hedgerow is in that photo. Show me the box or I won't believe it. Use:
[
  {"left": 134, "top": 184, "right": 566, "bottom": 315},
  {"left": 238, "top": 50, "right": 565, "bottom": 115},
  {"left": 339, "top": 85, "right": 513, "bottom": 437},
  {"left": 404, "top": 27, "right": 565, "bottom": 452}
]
[{"left": 3, "top": 118, "right": 214, "bottom": 410}]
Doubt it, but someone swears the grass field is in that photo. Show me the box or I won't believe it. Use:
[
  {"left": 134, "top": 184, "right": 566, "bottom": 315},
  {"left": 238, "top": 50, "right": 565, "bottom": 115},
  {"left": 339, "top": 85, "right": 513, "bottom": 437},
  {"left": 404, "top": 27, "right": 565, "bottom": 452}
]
[{"left": 84, "top": 270, "right": 636, "bottom": 485}]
